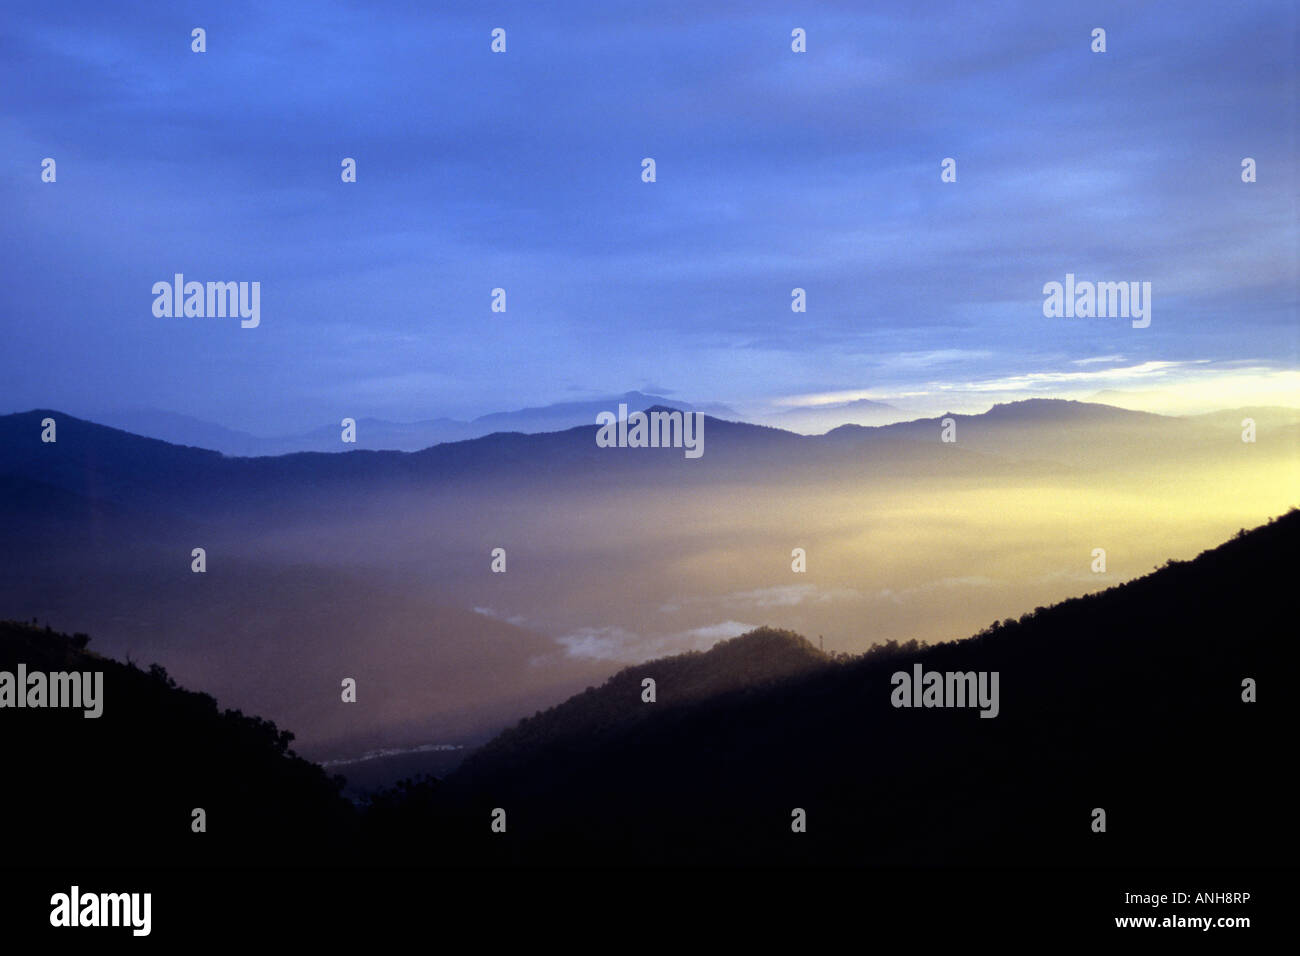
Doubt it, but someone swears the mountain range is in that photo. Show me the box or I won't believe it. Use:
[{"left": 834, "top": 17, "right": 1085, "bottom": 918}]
[
  {"left": 79, "top": 392, "right": 739, "bottom": 456},
  {"left": 1, "top": 399, "right": 1295, "bottom": 768}
]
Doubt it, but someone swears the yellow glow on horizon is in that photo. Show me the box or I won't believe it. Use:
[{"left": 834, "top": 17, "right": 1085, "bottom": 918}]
[{"left": 769, "top": 365, "right": 1300, "bottom": 419}]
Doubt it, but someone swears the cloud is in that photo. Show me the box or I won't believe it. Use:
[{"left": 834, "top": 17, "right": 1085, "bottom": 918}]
[
  {"left": 473, "top": 607, "right": 527, "bottom": 628},
  {"left": 757, "top": 361, "right": 1300, "bottom": 422},
  {"left": 723, "top": 584, "right": 861, "bottom": 608},
  {"left": 555, "top": 626, "right": 643, "bottom": 661},
  {"left": 1, "top": 0, "right": 1293, "bottom": 429},
  {"left": 556, "top": 620, "right": 759, "bottom": 662},
  {"left": 874, "top": 576, "right": 998, "bottom": 603}
]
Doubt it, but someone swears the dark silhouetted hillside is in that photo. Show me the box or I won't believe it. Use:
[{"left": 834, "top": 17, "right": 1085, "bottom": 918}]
[
  {"left": 0, "top": 621, "right": 355, "bottom": 865},
  {"left": 364, "top": 511, "right": 1298, "bottom": 867},
  {"left": 456, "top": 627, "right": 833, "bottom": 779}
]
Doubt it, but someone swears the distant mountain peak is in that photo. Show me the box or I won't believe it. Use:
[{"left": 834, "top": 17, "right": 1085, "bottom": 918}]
[{"left": 977, "top": 399, "right": 1175, "bottom": 426}]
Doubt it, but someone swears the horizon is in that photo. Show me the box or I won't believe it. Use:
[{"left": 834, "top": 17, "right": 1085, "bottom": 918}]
[{"left": 6, "top": 393, "right": 1300, "bottom": 450}]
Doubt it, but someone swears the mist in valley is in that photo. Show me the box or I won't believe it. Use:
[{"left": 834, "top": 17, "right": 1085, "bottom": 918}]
[{"left": 1, "top": 400, "right": 1295, "bottom": 765}]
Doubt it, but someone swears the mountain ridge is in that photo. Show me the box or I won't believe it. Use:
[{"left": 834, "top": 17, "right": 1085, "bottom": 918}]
[
  {"left": 57, "top": 391, "right": 741, "bottom": 456},
  {"left": 372, "top": 510, "right": 1297, "bottom": 866}
]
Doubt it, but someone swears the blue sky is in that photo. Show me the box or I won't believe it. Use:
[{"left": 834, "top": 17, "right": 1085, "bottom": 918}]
[{"left": 1, "top": 0, "right": 1295, "bottom": 432}]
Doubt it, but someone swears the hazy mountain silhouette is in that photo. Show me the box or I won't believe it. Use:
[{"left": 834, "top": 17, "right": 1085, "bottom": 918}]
[
  {"left": 2, "top": 400, "right": 1287, "bottom": 515},
  {"left": 78, "top": 392, "right": 738, "bottom": 455},
  {"left": 2, "top": 400, "right": 1294, "bottom": 765},
  {"left": 768, "top": 397, "right": 904, "bottom": 433},
  {"left": 469, "top": 391, "right": 737, "bottom": 434}
]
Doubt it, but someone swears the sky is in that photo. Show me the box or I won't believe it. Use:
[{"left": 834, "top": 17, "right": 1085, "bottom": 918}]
[{"left": 1, "top": 0, "right": 1296, "bottom": 433}]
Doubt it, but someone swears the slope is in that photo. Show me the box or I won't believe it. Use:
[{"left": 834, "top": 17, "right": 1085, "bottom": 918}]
[{"left": 370, "top": 511, "right": 1298, "bottom": 867}]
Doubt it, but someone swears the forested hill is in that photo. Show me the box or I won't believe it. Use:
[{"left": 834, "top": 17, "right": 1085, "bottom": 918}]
[
  {"left": 455, "top": 627, "right": 836, "bottom": 780},
  {"left": 0, "top": 621, "right": 355, "bottom": 865},
  {"left": 7, "top": 510, "right": 1296, "bottom": 867},
  {"left": 370, "top": 510, "right": 1298, "bottom": 867}
]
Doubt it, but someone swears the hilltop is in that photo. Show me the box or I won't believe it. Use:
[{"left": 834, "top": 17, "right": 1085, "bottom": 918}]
[
  {"left": 368, "top": 511, "right": 1298, "bottom": 866},
  {"left": 455, "top": 627, "right": 833, "bottom": 781}
]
